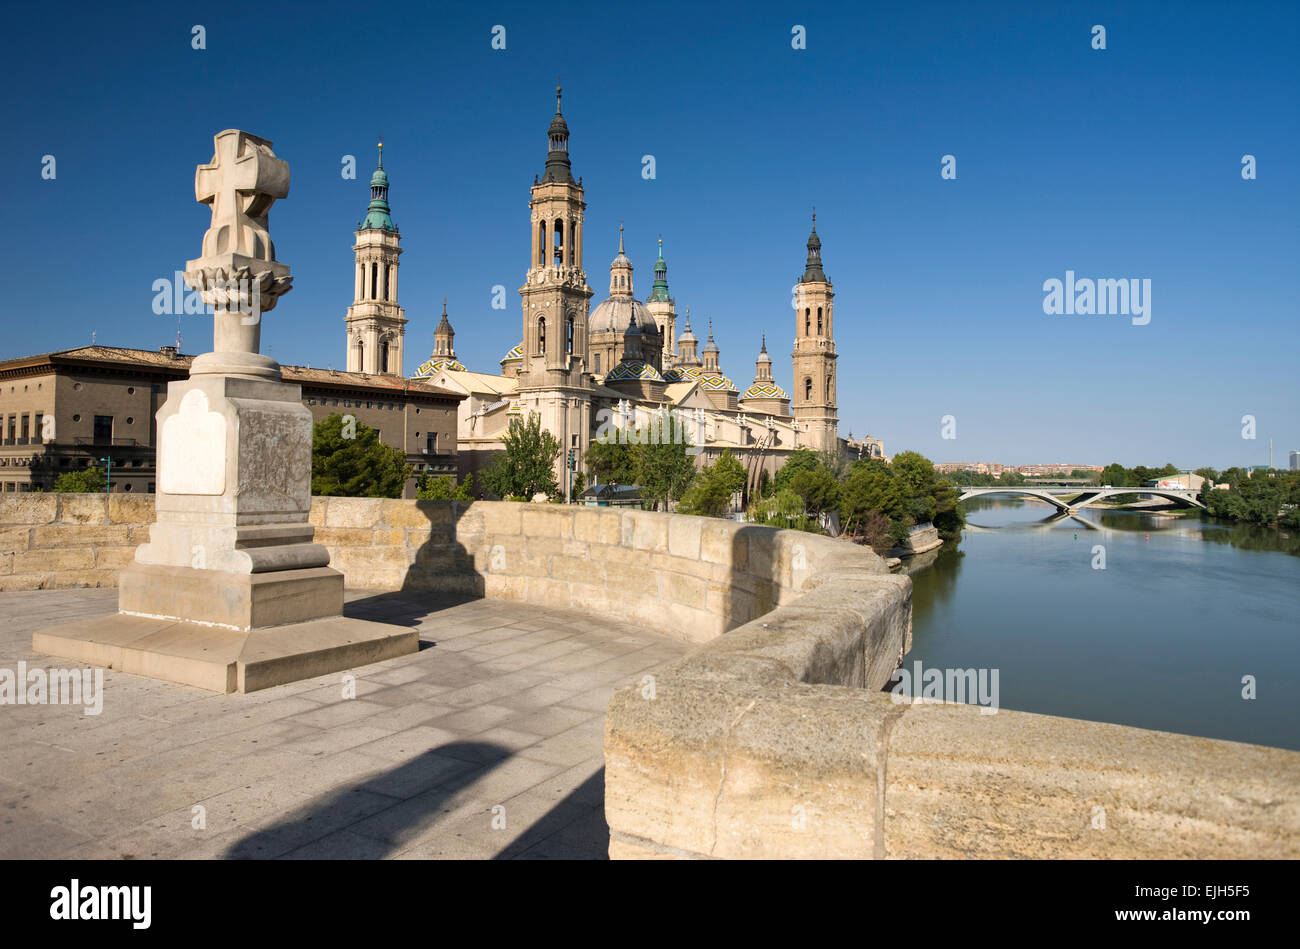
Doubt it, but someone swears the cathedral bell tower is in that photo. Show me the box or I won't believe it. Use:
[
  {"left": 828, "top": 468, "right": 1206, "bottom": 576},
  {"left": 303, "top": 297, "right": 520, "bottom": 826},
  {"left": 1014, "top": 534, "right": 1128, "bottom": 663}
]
[
  {"left": 516, "top": 83, "right": 595, "bottom": 500},
  {"left": 645, "top": 237, "right": 677, "bottom": 364},
  {"left": 345, "top": 144, "right": 405, "bottom": 375},
  {"left": 791, "top": 212, "right": 838, "bottom": 452}
]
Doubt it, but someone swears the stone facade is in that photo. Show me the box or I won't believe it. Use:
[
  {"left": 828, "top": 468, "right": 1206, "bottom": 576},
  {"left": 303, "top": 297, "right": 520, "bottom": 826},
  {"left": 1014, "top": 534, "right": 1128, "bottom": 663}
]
[{"left": 0, "top": 347, "right": 462, "bottom": 497}]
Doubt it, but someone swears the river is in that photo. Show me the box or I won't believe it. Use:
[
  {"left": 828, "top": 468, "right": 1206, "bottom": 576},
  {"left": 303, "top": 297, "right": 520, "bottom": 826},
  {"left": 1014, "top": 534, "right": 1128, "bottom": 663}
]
[{"left": 902, "top": 497, "right": 1300, "bottom": 750}]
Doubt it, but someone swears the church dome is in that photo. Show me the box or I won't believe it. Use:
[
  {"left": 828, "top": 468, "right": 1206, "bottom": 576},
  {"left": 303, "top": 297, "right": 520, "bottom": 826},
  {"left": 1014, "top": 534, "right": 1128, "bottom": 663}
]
[
  {"left": 663, "top": 364, "right": 737, "bottom": 392},
  {"left": 606, "top": 360, "right": 665, "bottom": 383},
  {"left": 413, "top": 357, "right": 466, "bottom": 376},
  {"left": 741, "top": 380, "right": 788, "bottom": 400},
  {"left": 590, "top": 297, "right": 658, "bottom": 335}
]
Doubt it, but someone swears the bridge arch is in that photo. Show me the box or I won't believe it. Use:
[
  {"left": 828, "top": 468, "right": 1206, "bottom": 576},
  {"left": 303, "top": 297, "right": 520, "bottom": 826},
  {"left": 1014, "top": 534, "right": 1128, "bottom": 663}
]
[{"left": 956, "top": 486, "right": 1205, "bottom": 511}]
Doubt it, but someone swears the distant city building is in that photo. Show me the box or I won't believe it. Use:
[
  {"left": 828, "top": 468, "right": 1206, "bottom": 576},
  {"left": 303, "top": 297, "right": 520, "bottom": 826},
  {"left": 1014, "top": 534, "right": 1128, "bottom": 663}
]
[
  {"left": 0, "top": 346, "right": 462, "bottom": 496},
  {"left": 1290, "top": 450, "right": 1299, "bottom": 471},
  {"left": 1143, "top": 472, "right": 1206, "bottom": 491}
]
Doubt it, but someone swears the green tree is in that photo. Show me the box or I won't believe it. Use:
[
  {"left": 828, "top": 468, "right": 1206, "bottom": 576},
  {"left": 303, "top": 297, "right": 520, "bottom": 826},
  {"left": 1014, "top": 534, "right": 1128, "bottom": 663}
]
[
  {"left": 311, "top": 413, "right": 411, "bottom": 498},
  {"left": 679, "top": 450, "right": 745, "bottom": 517},
  {"left": 788, "top": 466, "right": 840, "bottom": 515},
  {"left": 839, "top": 461, "right": 905, "bottom": 536},
  {"left": 748, "top": 488, "right": 815, "bottom": 531},
  {"left": 773, "top": 447, "right": 819, "bottom": 493},
  {"left": 415, "top": 472, "right": 474, "bottom": 500},
  {"left": 636, "top": 437, "right": 697, "bottom": 510},
  {"left": 1099, "top": 462, "right": 1133, "bottom": 487},
  {"left": 480, "top": 412, "right": 562, "bottom": 500},
  {"left": 52, "top": 466, "right": 106, "bottom": 493},
  {"left": 1194, "top": 467, "right": 1220, "bottom": 486},
  {"left": 583, "top": 438, "right": 637, "bottom": 486}
]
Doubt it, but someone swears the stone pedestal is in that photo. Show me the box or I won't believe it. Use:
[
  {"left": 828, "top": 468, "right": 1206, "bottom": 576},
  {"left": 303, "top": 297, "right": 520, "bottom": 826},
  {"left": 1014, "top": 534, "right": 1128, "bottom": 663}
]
[
  {"left": 121, "top": 371, "right": 341, "bottom": 629},
  {"left": 33, "top": 369, "right": 419, "bottom": 692}
]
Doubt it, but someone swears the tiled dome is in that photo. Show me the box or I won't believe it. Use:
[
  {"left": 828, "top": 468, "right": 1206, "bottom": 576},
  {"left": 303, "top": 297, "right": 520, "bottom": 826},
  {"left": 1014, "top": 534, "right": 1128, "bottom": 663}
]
[
  {"left": 741, "top": 381, "right": 788, "bottom": 400},
  {"left": 663, "top": 364, "right": 736, "bottom": 391},
  {"left": 413, "top": 357, "right": 466, "bottom": 377},
  {"left": 606, "top": 360, "right": 665, "bottom": 382}
]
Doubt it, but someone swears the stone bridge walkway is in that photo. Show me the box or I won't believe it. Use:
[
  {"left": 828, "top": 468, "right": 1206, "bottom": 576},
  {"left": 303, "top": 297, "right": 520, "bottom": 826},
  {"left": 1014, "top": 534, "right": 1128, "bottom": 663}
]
[{"left": 0, "top": 588, "right": 688, "bottom": 859}]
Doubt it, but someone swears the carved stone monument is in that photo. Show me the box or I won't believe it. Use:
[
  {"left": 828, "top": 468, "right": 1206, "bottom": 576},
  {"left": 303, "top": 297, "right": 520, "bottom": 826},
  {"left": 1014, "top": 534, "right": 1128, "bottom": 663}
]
[{"left": 33, "top": 130, "right": 417, "bottom": 692}]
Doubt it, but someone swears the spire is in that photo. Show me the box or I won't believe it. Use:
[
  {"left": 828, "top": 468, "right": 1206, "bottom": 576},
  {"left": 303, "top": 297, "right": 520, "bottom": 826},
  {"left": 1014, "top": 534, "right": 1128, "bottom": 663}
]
[
  {"left": 759, "top": 334, "right": 770, "bottom": 358},
  {"left": 649, "top": 235, "right": 671, "bottom": 302},
  {"left": 362, "top": 141, "right": 395, "bottom": 231},
  {"left": 542, "top": 79, "right": 574, "bottom": 184},
  {"left": 678, "top": 306, "right": 696, "bottom": 341},
  {"left": 436, "top": 296, "right": 452, "bottom": 332},
  {"left": 702, "top": 318, "right": 719, "bottom": 353},
  {"left": 610, "top": 225, "right": 633, "bottom": 296},
  {"left": 802, "top": 208, "right": 826, "bottom": 282}
]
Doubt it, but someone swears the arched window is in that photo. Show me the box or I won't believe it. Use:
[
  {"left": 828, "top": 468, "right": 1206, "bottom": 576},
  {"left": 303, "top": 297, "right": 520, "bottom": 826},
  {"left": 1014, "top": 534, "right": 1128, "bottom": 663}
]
[
  {"left": 370, "top": 263, "right": 378, "bottom": 299},
  {"left": 566, "top": 315, "right": 575, "bottom": 354},
  {"left": 804, "top": 377, "right": 812, "bottom": 400},
  {"left": 553, "top": 218, "right": 564, "bottom": 265},
  {"left": 826, "top": 374, "right": 833, "bottom": 401},
  {"left": 537, "top": 317, "right": 546, "bottom": 355},
  {"left": 569, "top": 222, "right": 576, "bottom": 265},
  {"left": 357, "top": 338, "right": 365, "bottom": 371},
  {"left": 594, "top": 353, "right": 601, "bottom": 373},
  {"left": 381, "top": 341, "right": 390, "bottom": 374},
  {"left": 817, "top": 307, "right": 823, "bottom": 334},
  {"left": 538, "top": 222, "right": 546, "bottom": 266},
  {"left": 804, "top": 308, "right": 810, "bottom": 335},
  {"left": 383, "top": 266, "right": 390, "bottom": 301}
]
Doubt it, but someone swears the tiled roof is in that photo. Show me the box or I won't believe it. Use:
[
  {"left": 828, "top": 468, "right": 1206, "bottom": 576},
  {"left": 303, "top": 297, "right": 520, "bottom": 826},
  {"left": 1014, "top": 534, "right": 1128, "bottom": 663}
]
[
  {"left": 412, "top": 356, "right": 467, "bottom": 376},
  {"left": 741, "top": 381, "right": 789, "bottom": 400},
  {"left": 0, "top": 345, "right": 460, "bottom": 398},
  {"left": 605, "top": 360, "right": 665, "bottom": 382}
]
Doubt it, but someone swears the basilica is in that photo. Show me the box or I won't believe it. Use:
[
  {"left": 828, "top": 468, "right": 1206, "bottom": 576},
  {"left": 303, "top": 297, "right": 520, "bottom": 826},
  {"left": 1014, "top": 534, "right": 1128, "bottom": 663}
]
[{"left": 343, "top": 85, "right": 884, "bottom": 499}]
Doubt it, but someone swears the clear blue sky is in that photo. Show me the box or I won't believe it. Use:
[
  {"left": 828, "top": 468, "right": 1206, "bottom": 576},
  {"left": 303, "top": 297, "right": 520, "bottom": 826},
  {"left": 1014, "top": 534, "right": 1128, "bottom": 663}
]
[{"left": 2, "top": 0, "right": 1296, "bottom": 469}]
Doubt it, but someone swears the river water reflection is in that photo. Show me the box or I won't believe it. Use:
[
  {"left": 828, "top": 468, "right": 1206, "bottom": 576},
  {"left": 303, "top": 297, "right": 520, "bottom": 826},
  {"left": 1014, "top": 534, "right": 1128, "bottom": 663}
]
[{"left": 903, "top": 497, "right": 1300, "bottom": 750}]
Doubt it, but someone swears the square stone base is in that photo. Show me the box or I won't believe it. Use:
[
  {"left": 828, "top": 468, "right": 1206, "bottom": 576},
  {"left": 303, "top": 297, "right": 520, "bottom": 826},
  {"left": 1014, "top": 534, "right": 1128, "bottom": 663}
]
[
  {"left": 118, "top": 562, "right": 344, "bottom": 630},
  {"left": 32, "top": 612, "right": 419, "bottom": 694}
]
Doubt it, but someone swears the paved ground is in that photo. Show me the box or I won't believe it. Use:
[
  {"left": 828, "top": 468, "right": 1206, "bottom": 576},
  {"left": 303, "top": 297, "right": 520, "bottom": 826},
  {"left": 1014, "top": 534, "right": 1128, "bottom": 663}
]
[{"left": 0, "top": 588, "right": 688, "bottom": 859}]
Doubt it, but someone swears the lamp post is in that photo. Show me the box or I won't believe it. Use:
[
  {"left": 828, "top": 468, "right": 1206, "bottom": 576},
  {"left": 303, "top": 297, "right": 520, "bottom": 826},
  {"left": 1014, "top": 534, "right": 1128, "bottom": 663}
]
[{"left": 99, "top": 456, "right": 111, "bottom": 493}]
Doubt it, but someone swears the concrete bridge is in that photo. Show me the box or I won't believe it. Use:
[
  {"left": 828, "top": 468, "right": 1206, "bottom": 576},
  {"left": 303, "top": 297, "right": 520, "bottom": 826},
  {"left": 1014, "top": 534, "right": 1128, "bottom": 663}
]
[{"left": 956, "top": 485, "right": 1205, "bottom": 512}]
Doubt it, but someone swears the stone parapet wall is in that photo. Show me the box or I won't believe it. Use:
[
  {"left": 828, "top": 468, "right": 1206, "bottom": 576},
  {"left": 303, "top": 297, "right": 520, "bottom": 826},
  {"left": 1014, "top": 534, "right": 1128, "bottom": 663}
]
[
  {"left": 0, "top": 494, "right": 156, "bottom": 591},
  {"left": 1, "top": 495, "right": 891, "bottom": 648},
  {"left": 604, "top": 610, "right": 1300, "bottom": 858},
  {"left": 307, "top": 497, "right": 888, "bottom": 644}
]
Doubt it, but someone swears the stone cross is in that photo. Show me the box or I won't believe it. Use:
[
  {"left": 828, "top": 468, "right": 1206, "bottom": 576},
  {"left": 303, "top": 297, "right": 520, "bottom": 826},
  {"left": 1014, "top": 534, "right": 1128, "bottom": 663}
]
[
  {"left": 194, "top": 129, "right": 289, "bottom": 263},
  {"left": 184, "top": 129, "right": 293, "bottom": 374}
]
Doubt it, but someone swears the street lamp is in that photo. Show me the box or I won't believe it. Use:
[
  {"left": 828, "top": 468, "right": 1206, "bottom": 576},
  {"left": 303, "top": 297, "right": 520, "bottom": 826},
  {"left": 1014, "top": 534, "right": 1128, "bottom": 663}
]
[{"left": 99, "top": 456, "right": 111, "bottom": 493}]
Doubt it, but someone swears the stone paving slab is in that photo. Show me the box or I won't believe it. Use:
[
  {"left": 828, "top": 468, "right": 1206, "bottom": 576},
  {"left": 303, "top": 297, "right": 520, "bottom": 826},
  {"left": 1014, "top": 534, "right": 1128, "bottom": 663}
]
[{"left": 0, "top": 588, "right": 688, "bottom": 859}]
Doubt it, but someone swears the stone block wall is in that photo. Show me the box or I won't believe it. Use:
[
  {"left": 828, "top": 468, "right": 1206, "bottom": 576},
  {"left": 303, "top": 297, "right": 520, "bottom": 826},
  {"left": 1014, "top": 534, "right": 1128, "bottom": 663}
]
[
  {"left": 307, "top": 497, "right": 888, "bottom": 644},
  {"left": 0, "top": 494, "right": 155, "bottom": 590},
  {"left": 1, "top": 495, "right": 893, "bottom": 648}
]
